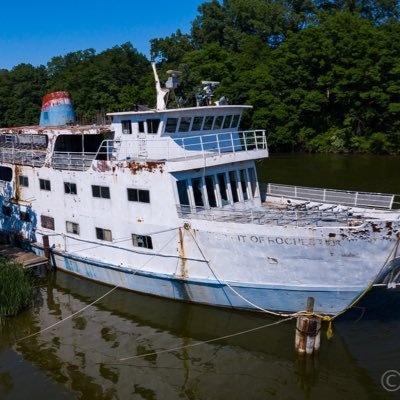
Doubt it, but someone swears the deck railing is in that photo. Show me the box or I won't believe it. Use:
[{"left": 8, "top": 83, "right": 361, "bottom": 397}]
[
  {"left": 0, "top": 146, "right": 46, "bottom": 167},
  {"left": 49, "top": 130, "right": 267, "bottom": 170},
  {"left": 52, "top": 152, "right": 97, "bottom": 170},
  {"left": 97, "top": 130, "right": 268, "bottom": 162},
  {"left": 176, "top": 204, "right": 351, "bottom": 227},
  {"left": 265, "top": 183, "right": 400, "bottom": 210}
]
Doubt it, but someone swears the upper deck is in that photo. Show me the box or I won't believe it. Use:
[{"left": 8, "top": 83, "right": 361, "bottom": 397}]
[{"left": 0, "top": 105, "right": 268, "bottom": 171}]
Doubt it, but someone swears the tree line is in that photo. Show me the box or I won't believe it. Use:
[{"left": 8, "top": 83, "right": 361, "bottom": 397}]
[{"left": 0, "top": 0, "right": 399, "bottom": 154}]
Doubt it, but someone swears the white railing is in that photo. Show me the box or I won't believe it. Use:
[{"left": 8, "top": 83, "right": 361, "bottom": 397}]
[
  {"left": 49, "top": 131, "right": 267, "bottom": 170},
  {"left": 0, "top": 146, "right": 46, "bottom": 167},
  {"left": 176, "top": 205, "right": 351, "bottom": 227},
  {"left": 97, "top": 130, "right": 268, "bottom": 162},
  {"left": 52, "top": 152, "right": 98, "bottom": 170},
  {"left": 266, "top": 183, "right": 399, "bottom": 210}
]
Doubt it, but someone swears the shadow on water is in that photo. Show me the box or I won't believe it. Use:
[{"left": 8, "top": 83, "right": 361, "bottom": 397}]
[{"left": 0, "top": 270, "right": 399, "bottom": 400}]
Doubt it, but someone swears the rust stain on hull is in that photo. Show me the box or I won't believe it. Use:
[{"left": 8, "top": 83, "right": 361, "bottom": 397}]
[
  {"left": 178, "top": 228, "right": 188, "bottom": 278},
  {"left": 125, "top": 161, "right": 164, "bottom": 174}
]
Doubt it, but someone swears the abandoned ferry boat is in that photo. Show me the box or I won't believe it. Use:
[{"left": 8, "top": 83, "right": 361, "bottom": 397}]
[{"left": 0, "top": 64, "right": 399, "bottom": 316}]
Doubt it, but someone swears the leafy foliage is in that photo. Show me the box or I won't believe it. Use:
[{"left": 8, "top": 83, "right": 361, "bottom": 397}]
[{"left": 0, "top": 1, "right": 399, "bottom": 154}]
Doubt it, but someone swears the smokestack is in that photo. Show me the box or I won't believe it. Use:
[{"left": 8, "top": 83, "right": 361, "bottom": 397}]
[{"left": 39, "top": 91, "right": 76, "bottom": 126}]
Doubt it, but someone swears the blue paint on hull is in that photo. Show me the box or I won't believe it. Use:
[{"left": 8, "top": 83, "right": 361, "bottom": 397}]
[{"left": 43, "top": 250, "right": 364, "bottom": 315}]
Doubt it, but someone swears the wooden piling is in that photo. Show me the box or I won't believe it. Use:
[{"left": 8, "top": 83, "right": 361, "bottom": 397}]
[
  {"left": 295, "top": 297, "right": 322, "bottom": 355},
  {"left": 42, "top": 235, "right": 52, "bottom": 271}
]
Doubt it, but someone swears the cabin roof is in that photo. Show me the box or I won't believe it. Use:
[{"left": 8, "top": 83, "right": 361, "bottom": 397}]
[{"left": 107, "top": 105, "right": 253, "bottom": 117}]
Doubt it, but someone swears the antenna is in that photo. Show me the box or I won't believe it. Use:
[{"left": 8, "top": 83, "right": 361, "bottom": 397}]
[
  {"left": 197, "top": 81, "right": 220, "bottom": 106},
  {"left": 165, "top": 70, "right": 182, "bottom": 90}
]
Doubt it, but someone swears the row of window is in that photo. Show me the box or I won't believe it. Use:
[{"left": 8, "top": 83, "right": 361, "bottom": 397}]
[
  {"left": 53, "top": 217, "right": 153, "bottom": 249},
  {"left": 122, "top": 119, "right": 160, "bottom": 135},
  {"left": 19, "top": 176, "right": 150, "bottom": 204},
  {"left": 177, "top": 167, "right": 258, "bottom": 208},
  {"left": 165, "top": 114, "right": 240, "bottom": 134},
  {"left": 0, "top": 207, "right": 153, "bottom": 249},
  {"left": 120, "top": 115, "right": 240, "bottom": 136}
]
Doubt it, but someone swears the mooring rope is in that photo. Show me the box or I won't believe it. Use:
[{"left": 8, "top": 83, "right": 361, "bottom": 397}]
[
  {"left": 17, "top": 231, "right": 179, "bottom": 342},
  {"left": 17, "top": 285, "right": 120, "bottom": 342},
  {"left": 187, "top": 228, "right": 400, "bottom": 330},
  {"left": 116, "top": 316, "right": 294, "bottom": 363}
]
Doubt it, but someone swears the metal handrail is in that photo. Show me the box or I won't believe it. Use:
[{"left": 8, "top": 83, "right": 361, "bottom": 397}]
[
  {"left": 265, "top": 183, "right": 399, "bottom": 210},
  {"left": 95, "top": 130, "right": 268, "bottom": 162},
  {"left": 176, "top": 204, "right": 351, "bottom": 227}
]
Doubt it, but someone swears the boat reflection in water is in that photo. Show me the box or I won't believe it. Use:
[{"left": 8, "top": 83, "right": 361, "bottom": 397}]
[{"left": 0, "top": 271, "right": 397, "bottom": 399}]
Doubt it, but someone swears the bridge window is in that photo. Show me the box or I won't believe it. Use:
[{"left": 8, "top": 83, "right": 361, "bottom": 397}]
[
  {"left": 223, "top": 115, "right": 232, "bottom": 129},
  {"left": 147, "top": 119, "right": 160, "bottom": 134},
  {"left": 192, "top": 117, "right": 203, "bottom": 131},
  {"left": 39, "top": 179, "right": 51, "bottom": 191},
  {"left": 229, "top": 171, "right": 239, "bottom": 203},
  {"left": 191, "top": 178, "right": 204, "bottom": 207},
  {"left": 0, "top": 166, "right": 12, "bottom": 182},
  {"left": 127, "top": 188, "right": 150, "bottom": 203},
  {"left": 217, "top": 173, "right": 229, "bottom": 206},
  {"left": 232, "top": 115, "right": 240, "bottom": 128},
  {"left": 165, "top": 118, "right": 178, "bottom": 133},
  {"left": 92, "top": 185, "right": 110, "bottom": 199},
  {"left": 19, "top": 176, "right": 29, "bottom": 187},
  {"left": 96, "top": 227, "right": 112, "bottom": 242},
  {"left": 203, "top": 116, "right": 214, "bottom": 130},
  {"left": 132, "top": 234, "right": 153, "bottom": 249},
  {"left": 213, "top": 116, "right": 224, "bottom": 130},
  {"left": 64, "top": 182, "right": 77, "bottom": 195},
  {"left": 248, "top": 168, "right": 258, "bottom": 197},
  {"left": 66, "top": 221, "right": 80, "bottom": 235},
  {"left": 122, "top": 120, "right": 132, "bottom": 134},
  {"left": 177, "top": 180, "right": 190, "bottom": 207},
  {"left": 138, "top": 121, "right": 145, "bottom": 133},
  {"left": 178, "top": 117, "right": 191, "bottom": 132},
  {"left": 205, "top": 176, "right": 217, "bottom": 207},
  {"left": 239, "top": 169, "right": 249, "bottom": 200}
]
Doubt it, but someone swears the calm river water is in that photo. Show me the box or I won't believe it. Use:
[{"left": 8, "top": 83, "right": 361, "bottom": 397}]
[{"left": 0, "top": 153, "right": 399, "bottom": 400}]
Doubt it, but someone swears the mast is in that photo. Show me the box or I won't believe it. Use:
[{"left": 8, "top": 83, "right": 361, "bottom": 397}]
[{"left": 151, "top": 61, "right": 169, "bottom": 111}]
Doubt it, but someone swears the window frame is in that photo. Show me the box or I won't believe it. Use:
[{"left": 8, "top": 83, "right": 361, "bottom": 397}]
[
  {"left": 41, "top": 215, "right": 55, "bottom": 230},
  {"left": 66, "top": 221, "right": 80, "bottom": 235},
  {"left": 132, "top": 234, "right": 153, "bottom": 249},
  {"left": 121, "top": 120, "right": 133, "bottom": 134},
  {"left": 96, "top": 227, "right": 112, "bottom": 242},
  {"left": 92, "top": 185, "right": 111, "bottom": 199},
  {"left": 147, "top": 119, "right": 161, "bottom": 134},
  {"left": 64, "top": 182, "right": 77, "bottom": 195},
  {"left": 127, "top": 188, "right": 150, "bottom": 204},
  {"left": 39, "top": 178, "right": 51, "bottom": 191},
  {"left": 19, "top": 175, "right": 29, "bottom": 187}
]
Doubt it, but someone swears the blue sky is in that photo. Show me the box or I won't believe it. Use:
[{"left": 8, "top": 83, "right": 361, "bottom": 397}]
[{"left": 0, "top": 0, "right": 205, "bottom": 70}]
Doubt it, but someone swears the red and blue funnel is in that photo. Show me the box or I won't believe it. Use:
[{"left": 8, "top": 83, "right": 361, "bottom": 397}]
[{"left": 39, "top": 91, "right": 76, "bottom": 126}]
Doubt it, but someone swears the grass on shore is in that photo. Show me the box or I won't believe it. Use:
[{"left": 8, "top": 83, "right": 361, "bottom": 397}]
[{"left": 0, "top": 259, "right": 33, "bottom": 317}]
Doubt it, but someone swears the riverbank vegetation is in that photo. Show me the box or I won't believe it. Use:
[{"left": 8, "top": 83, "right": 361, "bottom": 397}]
[
  {"left": 0, "top": 0, "right": 399, "bottom": 154},
  {"left": 0, "top": 260, "right": 33, "bottom": 317}
]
